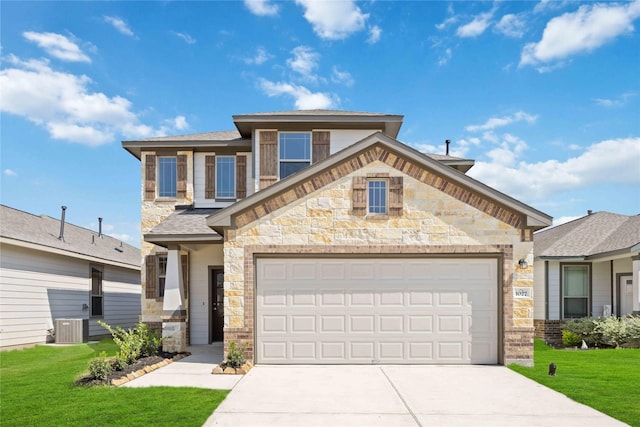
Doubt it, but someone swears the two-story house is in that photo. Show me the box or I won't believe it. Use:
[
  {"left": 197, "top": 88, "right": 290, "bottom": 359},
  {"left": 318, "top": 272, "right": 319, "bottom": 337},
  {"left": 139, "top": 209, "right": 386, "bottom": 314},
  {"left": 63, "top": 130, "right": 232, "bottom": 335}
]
[{"left": 122, "top": 110, "right": 552, "bottom": 366}]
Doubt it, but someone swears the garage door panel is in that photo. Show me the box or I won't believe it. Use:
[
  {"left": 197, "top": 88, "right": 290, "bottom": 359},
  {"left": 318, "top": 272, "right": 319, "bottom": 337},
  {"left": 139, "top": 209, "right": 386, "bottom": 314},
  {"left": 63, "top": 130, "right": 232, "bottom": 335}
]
[{"left": 257, "top": 258, "right": 498, "bottom": 364}]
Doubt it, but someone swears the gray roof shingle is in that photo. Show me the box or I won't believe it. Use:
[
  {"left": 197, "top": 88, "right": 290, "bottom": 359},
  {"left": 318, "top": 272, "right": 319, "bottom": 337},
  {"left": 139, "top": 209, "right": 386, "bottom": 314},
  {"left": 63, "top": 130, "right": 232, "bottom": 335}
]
[
  {"left": 0, "top": 205, "right": 141, "bottom": 268},
  {"left": 534, "top": 212, "right": 640, "bottom": 258}
]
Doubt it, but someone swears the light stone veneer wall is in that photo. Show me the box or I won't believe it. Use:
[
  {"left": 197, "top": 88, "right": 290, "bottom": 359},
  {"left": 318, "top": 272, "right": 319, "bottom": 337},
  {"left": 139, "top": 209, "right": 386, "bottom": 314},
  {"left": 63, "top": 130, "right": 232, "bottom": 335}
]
[
  {"left": 223, "top": 159, "right": 536, "bottom": 365},
  {"left": 140, "top": 151, "right": 194, "bottom": 325}
]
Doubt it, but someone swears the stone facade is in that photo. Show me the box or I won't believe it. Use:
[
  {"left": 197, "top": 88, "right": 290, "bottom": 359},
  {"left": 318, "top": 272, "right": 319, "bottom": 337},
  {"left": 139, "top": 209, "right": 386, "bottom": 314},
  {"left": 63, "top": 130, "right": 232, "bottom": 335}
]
[{"left": 223, "top": 151, "right": 536, "bottom": 365}]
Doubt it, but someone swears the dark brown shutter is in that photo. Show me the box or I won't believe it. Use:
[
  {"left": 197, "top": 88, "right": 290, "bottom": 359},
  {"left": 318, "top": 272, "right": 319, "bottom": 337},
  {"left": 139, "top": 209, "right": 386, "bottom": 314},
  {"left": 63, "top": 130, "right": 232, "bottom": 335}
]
[
  {"left": 181, "top": 254, "right": 189, "bottom": 300},
  {"left": 177, "top": 155, "right": 187, "bottom": 199},
  {"left": 236, "top": 155, "right": 247, "bottom": 199},
  {"left": 205, "top": 155, "right": 215, "bottom": 199},
  {"left": 260, "top": 131, "right": 277, "bottom": 189},
  {"left": 145, "top": 254, "right": 157, "bottom": 299},
  {"left": 352, "top": 176, "right": 366, "bottom": 216},
  {"left": 389, "top": 176, "right": 403, "bottom": 216},
  {"left": 144, "top": 155, "right": 156, "bottom": 201},
  {"left": 312, "top": 131, "right": 330, "bottom": 163}
]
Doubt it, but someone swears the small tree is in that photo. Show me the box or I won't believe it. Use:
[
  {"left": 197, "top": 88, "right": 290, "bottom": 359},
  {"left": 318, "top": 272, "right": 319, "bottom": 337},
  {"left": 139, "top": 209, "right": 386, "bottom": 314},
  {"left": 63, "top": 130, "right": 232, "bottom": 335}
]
[
  {"left": 98, "top": 320, "right": 163, "bottom": 367},
  {"left": 225, "top": 341, "right": 246, "bottom": 368},
  {"left": 593, "top": 316, "right": 630, "bottom": 348}
]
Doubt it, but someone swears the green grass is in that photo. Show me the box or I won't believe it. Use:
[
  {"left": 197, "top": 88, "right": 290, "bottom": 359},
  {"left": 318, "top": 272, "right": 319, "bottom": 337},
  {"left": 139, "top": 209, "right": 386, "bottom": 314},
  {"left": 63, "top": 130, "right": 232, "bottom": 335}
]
[
  {"left": 510, "top": 339, "right": 640, "bottom": 426},
  {"left": 0, "top": 339, "right": 229, "bottom": 427}
]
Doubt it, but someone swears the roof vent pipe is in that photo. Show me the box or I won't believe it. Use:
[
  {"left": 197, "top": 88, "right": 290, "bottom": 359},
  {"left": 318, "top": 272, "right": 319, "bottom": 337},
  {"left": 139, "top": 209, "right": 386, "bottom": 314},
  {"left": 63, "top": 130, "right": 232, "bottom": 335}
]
[
  {"left": 98, "top": 217, "right": 103, "bottom": 238},
  {"left": 58, "top": 206, "right": 67, "bottom": 241},
  {"left": 587, "top": 210, "right": 593, "bottom": 216},
  {"left": 445, "top": 139, "right": 451, "bottom": 156}
]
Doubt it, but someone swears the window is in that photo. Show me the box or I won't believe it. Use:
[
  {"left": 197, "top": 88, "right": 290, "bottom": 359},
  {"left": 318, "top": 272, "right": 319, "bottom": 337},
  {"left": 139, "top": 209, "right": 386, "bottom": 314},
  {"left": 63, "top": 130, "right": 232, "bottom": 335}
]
[
  {"left": 562, "top": 265, "right": 589, "bottom": 318},
  {"left": 368, "top": 179, "right": 388, "bottom": 215},
  {"left": 279, "top": 132, "right": 311, "bottom": 179},
  {"left": 158, "top": 157, "right": 177, "bottom": 197},
  {"left": 157, "top": 255, "right": 168, "bottom": 298},
  {"left": 90, "top": 265, "right": 103, "bottom": 317},
  {"left": 216, "top": 156, "right": 236, "bottom": 199}
]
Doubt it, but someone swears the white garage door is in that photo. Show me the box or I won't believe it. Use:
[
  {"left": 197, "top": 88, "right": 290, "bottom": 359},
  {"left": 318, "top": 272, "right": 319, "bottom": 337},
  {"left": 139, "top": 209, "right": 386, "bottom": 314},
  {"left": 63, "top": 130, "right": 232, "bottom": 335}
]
[{"left": 256, "top": 258, "right": 499, "bottom": 365}]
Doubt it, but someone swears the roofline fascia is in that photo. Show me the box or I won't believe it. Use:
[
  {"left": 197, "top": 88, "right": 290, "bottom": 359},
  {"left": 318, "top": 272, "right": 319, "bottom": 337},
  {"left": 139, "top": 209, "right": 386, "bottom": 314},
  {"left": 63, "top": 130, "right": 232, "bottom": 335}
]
[
  {"left": 585, "top": 247, "right": 639, "bottom": 261},
  {"left": 536, "top": 256, "right": 587, "bottom": 261},
  {"left": 0, "top": 236, "right": 141, "bottom": 270},
  {"left": 207, "top": 132, "right": 552, "bottom": 229},
  {"left": 143, "top": 234, "right": 223, "bottom": 246},
  {"left": 121, "top": 139, "right": 252, "bottom": 160}
]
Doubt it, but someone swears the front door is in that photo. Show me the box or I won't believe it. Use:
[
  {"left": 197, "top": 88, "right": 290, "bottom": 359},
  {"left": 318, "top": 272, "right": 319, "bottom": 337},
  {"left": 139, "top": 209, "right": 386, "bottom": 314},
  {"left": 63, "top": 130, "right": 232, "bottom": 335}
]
[
  {"left": 210, "top": 268, "right": 224, "bottom": 342},
  {"left": 619, "top": 275, "right": 633, "bottom": 316}
]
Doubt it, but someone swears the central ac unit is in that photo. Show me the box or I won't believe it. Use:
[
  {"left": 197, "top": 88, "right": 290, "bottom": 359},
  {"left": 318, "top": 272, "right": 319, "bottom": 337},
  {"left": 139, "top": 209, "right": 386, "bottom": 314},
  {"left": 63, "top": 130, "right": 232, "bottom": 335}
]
[{"left": 55, "top": 319, "right": 89, "bottom": 344}]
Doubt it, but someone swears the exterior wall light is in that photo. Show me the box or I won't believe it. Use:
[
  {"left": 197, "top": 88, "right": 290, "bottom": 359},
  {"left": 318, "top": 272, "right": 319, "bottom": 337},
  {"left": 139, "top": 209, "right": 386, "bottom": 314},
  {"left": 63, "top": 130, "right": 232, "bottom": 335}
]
[{"left": 518, "top": 259, "right": 528, "bottom": 269}]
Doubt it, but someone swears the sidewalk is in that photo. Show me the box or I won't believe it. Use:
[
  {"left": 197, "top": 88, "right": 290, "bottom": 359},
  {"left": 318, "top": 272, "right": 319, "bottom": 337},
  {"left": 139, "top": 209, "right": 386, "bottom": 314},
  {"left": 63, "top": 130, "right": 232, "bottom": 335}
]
[{"left": 122, "top": 342, "right": 243, "bottom": 389}]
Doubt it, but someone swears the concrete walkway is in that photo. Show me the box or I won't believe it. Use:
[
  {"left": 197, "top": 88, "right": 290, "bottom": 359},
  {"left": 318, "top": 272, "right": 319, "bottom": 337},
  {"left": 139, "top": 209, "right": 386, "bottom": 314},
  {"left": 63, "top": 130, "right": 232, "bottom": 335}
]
[{"left": 204, "top": 365, "right": 628, "bottom": 427}]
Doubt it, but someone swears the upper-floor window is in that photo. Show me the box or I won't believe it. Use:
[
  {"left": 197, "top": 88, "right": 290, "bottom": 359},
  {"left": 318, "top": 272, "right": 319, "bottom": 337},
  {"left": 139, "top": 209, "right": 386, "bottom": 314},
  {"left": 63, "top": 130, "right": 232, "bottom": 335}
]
[
  {"left": 90, "top": 265, "right": 103, "bottom": 317},
  {"left": 216, "top": 156, "right": 236, "bottom": 199},
  {"left": 158, "top": 157, "right": 177, "bottom": 198},
  {"left": 368, "top": 179, "right": 388, "bottom": 215},
  {"left": 279, "top": 132, "right": 311, "bottom": 179}
]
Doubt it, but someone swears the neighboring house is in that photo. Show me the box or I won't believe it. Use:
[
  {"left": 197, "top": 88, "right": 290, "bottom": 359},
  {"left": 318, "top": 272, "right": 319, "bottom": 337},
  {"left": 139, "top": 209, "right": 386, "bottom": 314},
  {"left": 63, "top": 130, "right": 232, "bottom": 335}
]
[
  {"left": 533, "top": 211, "right": 640, "bottom": 342},
  {"left": 122, "top": 110, "right": 552, "bottom": 366},
  {"left": 0, "top": 205, "right": 141, "bottom": 350}
]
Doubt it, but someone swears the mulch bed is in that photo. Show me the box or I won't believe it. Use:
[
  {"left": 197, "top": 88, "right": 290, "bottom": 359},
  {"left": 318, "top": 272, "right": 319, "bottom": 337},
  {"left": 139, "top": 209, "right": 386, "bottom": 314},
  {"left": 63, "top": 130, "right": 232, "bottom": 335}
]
[{"left": 75, "top": 351, "right": 187, "bottom": 386}]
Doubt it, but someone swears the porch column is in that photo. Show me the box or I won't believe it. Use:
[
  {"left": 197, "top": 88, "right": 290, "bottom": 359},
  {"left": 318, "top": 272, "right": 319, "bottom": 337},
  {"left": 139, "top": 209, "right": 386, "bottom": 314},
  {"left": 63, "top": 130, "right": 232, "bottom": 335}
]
[
  {"left": 633, "top": 256, "right": 640, "bottom": 314},
  {"left": 162, "top": 246, "right": 187, "bottom": 352}
]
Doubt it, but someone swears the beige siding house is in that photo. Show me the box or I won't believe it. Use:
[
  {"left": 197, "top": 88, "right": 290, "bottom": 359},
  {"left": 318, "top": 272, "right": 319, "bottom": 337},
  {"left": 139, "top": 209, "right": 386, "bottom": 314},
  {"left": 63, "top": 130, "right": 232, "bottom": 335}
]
[
  {"left": 533, "top": 212, "right": 640, "bottom": 341},
  {"left": 123, "top": 110, "right": 552, "bottom": 366},
  {"left": 0, "top": 205, "right": 141, "bottom": 349}
]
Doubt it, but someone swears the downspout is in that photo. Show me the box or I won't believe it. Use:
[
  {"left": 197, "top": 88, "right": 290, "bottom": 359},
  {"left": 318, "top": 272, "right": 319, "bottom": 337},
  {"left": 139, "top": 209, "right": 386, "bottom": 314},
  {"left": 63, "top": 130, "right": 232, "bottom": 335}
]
[
  {"left": 545, "top": 261, "right": 549, "bottom": 319},
  {"left": 610, "top": 260, "right": 614, "bottom": 316}
]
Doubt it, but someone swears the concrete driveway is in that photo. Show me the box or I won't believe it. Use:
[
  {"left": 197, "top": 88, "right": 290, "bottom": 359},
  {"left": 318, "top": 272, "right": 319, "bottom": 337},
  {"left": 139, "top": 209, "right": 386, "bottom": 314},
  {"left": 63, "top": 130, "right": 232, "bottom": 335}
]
[{"left": 204, "top": 365, "right": 627, "bottom": 427}]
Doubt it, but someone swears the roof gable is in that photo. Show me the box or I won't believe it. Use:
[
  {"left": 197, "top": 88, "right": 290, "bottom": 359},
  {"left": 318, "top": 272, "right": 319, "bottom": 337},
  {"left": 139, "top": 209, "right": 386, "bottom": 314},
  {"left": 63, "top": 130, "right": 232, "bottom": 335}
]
[
  {"left": 0, "top": 205, "right": 140, "bottom": 269},
  {"left": 535, "top": 212, "right": 640, "bottom": 259},
  {"left": 207, "top": 132, "right": 551, "bottom": 231}
]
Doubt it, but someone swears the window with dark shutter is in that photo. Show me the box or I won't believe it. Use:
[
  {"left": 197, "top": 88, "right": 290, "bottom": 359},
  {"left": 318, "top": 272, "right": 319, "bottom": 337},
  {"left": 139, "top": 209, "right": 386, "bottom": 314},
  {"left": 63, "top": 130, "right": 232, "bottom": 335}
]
[
  {"left": 312, "top": 131, "right": 330, "bottom": 163},
  {"left": 236, "top": 155, "right": 247, "bottom": 199},
  {"left": 90, "top": 265, "right": 103, "bottom": 317},
  {"left": 144, "top": 155, "right": 156, "bottom": 201},
  {"left": 145, "top": 254, "right": 157, "bottom": 299},
  {"left": 260, "top": 131, "right": 277, "bottom": 189},
  {"left": 177, "top": 155, "right": 187, "bottom": 199},
  {"left": 389, "top": 176, "right": 403, "bottom": 216},
  {"left": 352, "top": 176, "right": 367, "bottom": 216},
  {"left": 205, "top": 155, "right": 215, "bottom": 199}
]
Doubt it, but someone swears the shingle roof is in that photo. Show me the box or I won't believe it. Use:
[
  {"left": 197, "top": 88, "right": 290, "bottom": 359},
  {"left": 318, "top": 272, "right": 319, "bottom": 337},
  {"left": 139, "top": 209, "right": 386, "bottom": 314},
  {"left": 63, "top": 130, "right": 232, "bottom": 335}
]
[
  {"left": 534, "top": 212, "right": 640, "bottom": 259},
  {"left": 144, "top": 208, "right": 222, "bottom": 246},
  {"left": 0, "top": 205, "right": 140, "bottom": 268},
  {"left": 129, "top": 130, "right": 243, "bottom": 142},
  {"left": 235, "top": 109, "right": 400, "bottom": 117}
]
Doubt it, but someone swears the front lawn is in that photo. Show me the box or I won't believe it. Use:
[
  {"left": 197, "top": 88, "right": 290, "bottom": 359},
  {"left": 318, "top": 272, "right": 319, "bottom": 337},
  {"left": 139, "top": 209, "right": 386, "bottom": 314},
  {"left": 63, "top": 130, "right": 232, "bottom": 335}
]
[
  {"left": 0, "top": 339, "right": 229, "bottom": 427},
  {"left": 510, "top": 339, "right": 640, "bottom": 426}
]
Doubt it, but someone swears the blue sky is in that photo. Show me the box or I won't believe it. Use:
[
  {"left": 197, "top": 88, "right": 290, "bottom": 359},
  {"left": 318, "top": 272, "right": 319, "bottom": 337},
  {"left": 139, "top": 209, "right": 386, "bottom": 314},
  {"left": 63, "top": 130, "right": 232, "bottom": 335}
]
[{"left": 1, "top": 0, "right": 639, "bottom": 247}]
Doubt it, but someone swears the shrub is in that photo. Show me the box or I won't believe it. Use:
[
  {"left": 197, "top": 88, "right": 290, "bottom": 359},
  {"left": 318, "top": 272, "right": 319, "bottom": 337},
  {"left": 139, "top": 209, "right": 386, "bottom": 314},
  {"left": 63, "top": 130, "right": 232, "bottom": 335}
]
[
  {"left": 137, "top": 322, "right": 163, "bottom": 357},
  {"left": 112, "top": 355, "right": 128, "bottom": 371},
  {"left": 562, "top": 317, "right": 603, "bottom": 346},
  {"left": 594, "top": 316, "right": 630, "bottom": 348},
  {"left": 626, "top": 315, "right": 640, "bottom": 348},
  {"left": 98, "top": 320, "right": 164, "bottom": 367},
  {"left": 88, "top": 352, "right": 113, "bottom": 380},
  {"left": 225, "top": 341, "right": 246, "bottom": 368},
  {"left": 562, "top": 330, "right": 582, "bottom": 347}
]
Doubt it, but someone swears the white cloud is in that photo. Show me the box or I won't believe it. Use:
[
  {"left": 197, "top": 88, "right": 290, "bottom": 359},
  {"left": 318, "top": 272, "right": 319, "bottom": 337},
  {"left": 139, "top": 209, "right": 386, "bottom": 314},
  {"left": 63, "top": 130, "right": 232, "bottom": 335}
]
[
  {"left": 103, "top": 16, "right": 135, "bottom": 37},
  {"left": 594, "top": 91, "right": 636, "bottom": 107},
  {"left": 438, "top": 48, "right": 452, "bottom": 66},
  {"left": 287, "top": 46, "right": 320, "bottom": 80},
  {"left": 0, "top": 55, "right": 184, "bottom": 146},
  {"left": 3, "top": 169, "right": 17, "bottom": 177},
  {"left": 23, "top": 32, "right": 91, "bottom": 63},
  {"left": 171, "top": 115, "right": 189, "bottom": 131},
  {"left": 436, "top": 15, "right": 459, "bottom": 31},
  {"left": 258, "top": 78, "right": 337, "bottom": 110},
  {"left": 520, "top": 1, "right": 640, "bottom": 69},
  {"left": 534, "top": 0, "right": 571, "bottom": 14},
  {"left": 331, "top": 66, "right": 354, "bottom": 87},
  {"left": 456, "top": 11, "right": 494, "bottom": 38},
  {"left": 466, "top": 111, "right": 538, "bottom": 132},
  {"left": 244, "top": 47, "right": 272, "bottom": 65},
  {"left": 495, "top": 14, "right": 526, "bottom": 38},
  {"left": 172, "top": 31, "right": 196, "bottom": 44},
  {"left": 469, "top": 137, "right": 640, "bottom": 201},
  {"left": 244, "top": 0, "right": 279, "bottom": 16},
  {"left": 295, "top": 0, "right": 369, "bottom": 40},
  {"left": 367, "top": 25, "right": 382, "bottom": 44}
]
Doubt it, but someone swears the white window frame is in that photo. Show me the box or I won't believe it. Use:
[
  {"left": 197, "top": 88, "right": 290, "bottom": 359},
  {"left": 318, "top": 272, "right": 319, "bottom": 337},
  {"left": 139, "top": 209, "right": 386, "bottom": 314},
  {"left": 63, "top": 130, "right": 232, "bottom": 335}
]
[
  {"left": 157, "top": 254, "right": 168, "bottom": 298},
  {"left": 279, "top": 132, "right": 311, "bottom": 179},
  {"left": 367, "top": 178, "right": 388, "bottom": 215},
  {"left": 157, "top": 156, "right": 177, "bottom": 198},
  {"left": 215, "top": 156, "right": 236, "bottom": 200},
  {"left": 90, "top": 265, "right": 103, "bottom": 318},
  {"left": 561, "top": 264, "right": 590, "bottom": 319}
]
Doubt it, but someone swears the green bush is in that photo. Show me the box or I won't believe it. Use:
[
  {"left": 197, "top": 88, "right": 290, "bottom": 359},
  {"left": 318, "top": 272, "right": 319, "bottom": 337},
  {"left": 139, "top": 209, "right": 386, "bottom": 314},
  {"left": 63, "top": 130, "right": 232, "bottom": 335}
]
[
  {"left": 626, "top": 315, "right": 640, "bottom": 348},
  {"left": 594, "top": 316, "right": 632, "bottom": 348},
  {"left": 98, "top": 320, "right": 163, "bottom": 366},
  {"left": 137, "top": 322, "right": 163, "bottom": 357},
  {"left": 562, "top": 330, "right": 582, "bottom": 347},
  {"left": 225, "top": 341, "right": 246, "bottom": 368},
  {"left": 112, "top": 355, "right": 128, "bottom": 371},
  {"left": 562, "top": 317, "right": 603, "bottom": 346},
  {"left": 88, "top": 351, "right": 113, "bottom": 380}
]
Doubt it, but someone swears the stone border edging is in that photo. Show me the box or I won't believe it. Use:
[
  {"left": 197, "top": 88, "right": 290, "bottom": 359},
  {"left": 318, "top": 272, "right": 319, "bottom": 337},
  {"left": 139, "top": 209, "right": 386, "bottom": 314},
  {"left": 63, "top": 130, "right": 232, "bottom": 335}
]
[
  {"left": 111, "top": 352, "right": 191, "bottom": 386},
  {"left": 212, "top": 361, "right": 253, "bottom": 375}
]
